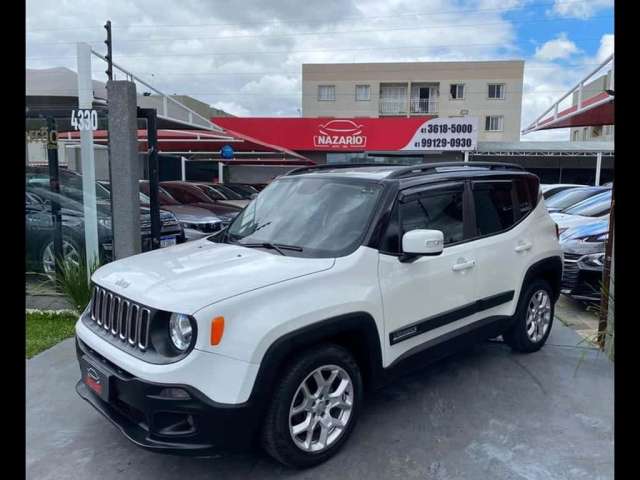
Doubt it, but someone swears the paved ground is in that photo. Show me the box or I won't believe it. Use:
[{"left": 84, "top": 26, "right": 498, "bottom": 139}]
[
  {"left": 555, "top": 296, "right": 600, "bottom": 343},
  {"left": 26, "top": 321, "right": 613, "bottom": 480}
]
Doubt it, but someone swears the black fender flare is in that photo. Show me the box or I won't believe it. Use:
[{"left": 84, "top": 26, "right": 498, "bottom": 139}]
[
  {"left": 247, "top": 312, "right": 384, "bottom": 410},
  {"left": 520, "top": 256, "right": 563, "bottom": 303}
]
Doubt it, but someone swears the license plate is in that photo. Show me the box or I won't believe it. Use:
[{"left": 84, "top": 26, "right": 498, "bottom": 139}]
[
  {"left": 160, "top": 235, "right": 177, "bottom": 248},
  {"left": 80, "top": 356, "right": 111, "bottom": 401}
]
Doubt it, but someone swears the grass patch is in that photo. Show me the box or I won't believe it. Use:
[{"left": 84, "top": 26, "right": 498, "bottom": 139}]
[{"left": 26, "top": 310, "right": 78, "bottom": 359}]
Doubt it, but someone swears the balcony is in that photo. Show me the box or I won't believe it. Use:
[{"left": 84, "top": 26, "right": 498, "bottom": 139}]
[
  {"left": 379, "top": 99, "right": 407, "bottom": 115},
  {"left": 410, "top": 98, "right": 438, "bottom": 114},
  {"left": 378, "top": 98, "right": 439, "bottom": 115}
]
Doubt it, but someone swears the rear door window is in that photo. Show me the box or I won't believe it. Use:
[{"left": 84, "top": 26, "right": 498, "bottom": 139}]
[
  {"left": 472, "top": 181, "right": 516, "bottom": 236},
  {"left": 399, "top": 186, "right": 465, "bottom": 246}
]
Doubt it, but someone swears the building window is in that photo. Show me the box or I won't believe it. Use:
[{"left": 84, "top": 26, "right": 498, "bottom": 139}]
[
  {"left": 488, "top": 83, "right": 505, "bottom": 99},
  {"left": 318, "top": 85, "right": 336, "bottom": 101},
  {"left": 485, "top": 115, "right": 504, "bottom": 132},
  {"left": 355, "top": 85, "right": 370, "bottom": 101},
  {"left": 572, "top": 130, "right": 580, "bottom": 141},
  {"left": 450, "top": 84, "right": 465, "bottom": 100}
]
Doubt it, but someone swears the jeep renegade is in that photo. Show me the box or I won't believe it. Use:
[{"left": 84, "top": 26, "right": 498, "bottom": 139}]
[{"left": 75, "top": 162, "right": 562, "bottom": 468}]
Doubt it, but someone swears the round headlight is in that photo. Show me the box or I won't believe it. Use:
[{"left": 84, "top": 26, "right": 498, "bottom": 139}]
[{"left": 169, "top": 313, "right": 193, "bottom": 351}]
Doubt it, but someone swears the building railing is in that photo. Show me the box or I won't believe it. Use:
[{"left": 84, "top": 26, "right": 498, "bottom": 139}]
[
  {"left": 379, "top": 98, "right": 439, "bottom": 115},
  {"left": 379, "top": 99, "right": 407, "bottom": 115},
  {"left": 410, "top": 99, "right": 438, "bottom": 114}
]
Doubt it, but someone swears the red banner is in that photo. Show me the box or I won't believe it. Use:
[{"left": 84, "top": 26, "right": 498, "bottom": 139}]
[{"left": 213, "top": 117, "right": 435, "bottom": 152}]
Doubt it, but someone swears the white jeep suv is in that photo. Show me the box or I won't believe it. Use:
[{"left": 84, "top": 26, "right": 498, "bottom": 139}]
[{"left": 75, "top": 162, "right": 562, "bottom": 468}]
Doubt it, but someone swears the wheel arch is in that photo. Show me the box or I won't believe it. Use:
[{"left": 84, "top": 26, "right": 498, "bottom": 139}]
[
  {"left": 247, "top": 312, "right": 384, "bottom": 410},
  {"left": 521, "top": 256, "right": 563, "bottom": 303}
]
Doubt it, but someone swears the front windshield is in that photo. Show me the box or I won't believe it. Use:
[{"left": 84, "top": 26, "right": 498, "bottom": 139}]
[
  {"left": 224, "top": 177, "right": 384, "bottom": 257},
  {"left": 563, "top": 192, "right": 611, "bottom": 217},
  {"left": 545, "top": 188, "right": 601, "bottom": 209}
]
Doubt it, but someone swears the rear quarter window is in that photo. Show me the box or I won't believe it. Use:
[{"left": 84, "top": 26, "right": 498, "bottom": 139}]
[
  {"left": 514, "top": 177, "right": 539, "bottom": 218},
  {"left": 472, "top": 181, "right": 516, "bottom": 236}
]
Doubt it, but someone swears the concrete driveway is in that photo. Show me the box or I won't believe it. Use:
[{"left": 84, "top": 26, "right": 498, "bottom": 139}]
[{"left": 26, "top": 323, "right": 613, "bottom": 480}]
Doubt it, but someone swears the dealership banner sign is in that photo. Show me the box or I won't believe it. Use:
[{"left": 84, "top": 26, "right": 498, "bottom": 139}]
[
  {"left": 401, "top": 117, "right": 478, "bottom": 151},
  {"left": 214, "top": 116, "right": 480, "bottom": 153}
]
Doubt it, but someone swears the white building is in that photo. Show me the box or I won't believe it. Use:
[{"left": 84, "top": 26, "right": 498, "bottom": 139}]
[{"left": 302, "top": 60, "right": 524, "bottom": 142}]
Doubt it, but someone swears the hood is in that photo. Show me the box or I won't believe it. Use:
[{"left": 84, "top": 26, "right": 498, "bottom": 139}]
[
  {"left": 91, "top": 239, "right": 335, "bottom": 313},
  {"left": 550, "top": 213, "right": 596, "bottom": 231},
  {"left": 560, "top": 218, "right": 609, "bottom": 242},
  {"left": 156, "top": 204, "right": 221, "bottom": 223}
]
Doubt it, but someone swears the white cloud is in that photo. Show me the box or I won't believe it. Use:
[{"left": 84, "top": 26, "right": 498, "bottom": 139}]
[
  {"left": 211, "top": 101, "right": 251, "bottom": 117},
  {"left": 534, "top": 33, "right": 580, "bottom": 61},
  {"left": 596, "top": 34, "right": 614, "bottom": 63},
  {"left": 548, "top": 0, "right": 613, "bottom": 20}
]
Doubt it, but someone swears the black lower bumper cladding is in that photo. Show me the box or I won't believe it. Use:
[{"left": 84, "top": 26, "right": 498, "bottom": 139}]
[{"left": 75, "top": 338, "right": 260, "bottom": 455}]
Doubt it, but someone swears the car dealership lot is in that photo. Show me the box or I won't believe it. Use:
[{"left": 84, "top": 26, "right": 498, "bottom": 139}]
[{"left": 27, "top": 322, "right": 612, "bottom": 480}]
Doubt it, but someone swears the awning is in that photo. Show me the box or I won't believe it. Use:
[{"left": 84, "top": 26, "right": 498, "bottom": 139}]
[
  {"left": 523, "top": 54, "right": 614, "bottom": 134},
  {"left": 59, "top": 128, "right": 313, "bottom": 163}
]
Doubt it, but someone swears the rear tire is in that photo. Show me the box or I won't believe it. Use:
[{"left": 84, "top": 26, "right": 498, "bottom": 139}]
[
  {"left": 503, "top": 279, "right": 555, "bottom": 353},
  {"left": 261, "top": 344, "right": 363, "bottom": 468}
]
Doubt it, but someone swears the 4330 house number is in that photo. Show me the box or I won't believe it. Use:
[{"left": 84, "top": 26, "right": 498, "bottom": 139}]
[{"left": 70, "top": 109, "right": 98, "bottom": 131}]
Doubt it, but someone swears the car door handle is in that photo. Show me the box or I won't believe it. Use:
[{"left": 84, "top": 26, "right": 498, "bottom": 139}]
[
  {"left": 515, "top": 241, "right": 533, "bottom": 253},
  {"left": 452, "top": 259, "right": 476, "bottom": 271}
]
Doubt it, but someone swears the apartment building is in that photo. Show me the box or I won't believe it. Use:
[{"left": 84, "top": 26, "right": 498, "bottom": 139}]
[
  {"left": 569, "top": 73, "right": 614, "bottom": 142},
  {"left": 302, "top": 60, "right": 524, "bottom": 142}
]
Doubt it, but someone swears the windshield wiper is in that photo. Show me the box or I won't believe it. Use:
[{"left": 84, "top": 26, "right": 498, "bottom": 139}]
[{"left": 238, "top": 242, "right": 304, "bottom": 256}]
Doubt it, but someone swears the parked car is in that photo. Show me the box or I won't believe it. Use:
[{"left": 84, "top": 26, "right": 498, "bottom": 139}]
[
  {"left": 26, "top": 186, "right": 184, "bottom": 275},
  {"left": 152, "top": 181, "right": 243, "bottom": 220},
  {"left": 559, "top": 218, "right": 609, "bottom": 302},
  {"left": 540, "top": 183, "right": 583, "bottom": 199},
  {"left": 160, "top": 180, "right": 248, "bottom": 209},
  {"left": 544, "top": 186, "right": 609, "bottom": 213},
  {"left": 136, "top": 181, "right": 229, "bottom": 240},
  {"left": 75, "top": 162, "right": 562, "bottom": 468},
  {"left": 550, "top": 190, "right": 612, "bottom": 234},
  {"left": 191, "top": 182, "right": 250, "bottom": 208},
  {"left": 222, "top": 183, "right": 260, "bottom": 199}
]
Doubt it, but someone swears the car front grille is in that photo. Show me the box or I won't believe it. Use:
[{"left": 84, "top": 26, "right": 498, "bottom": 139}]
[
  {"left": 90, "top": 286, "right": 151, "bottom": 351},
  {"left": 561, "top": 255, "right": 581, "bottom": 290}
]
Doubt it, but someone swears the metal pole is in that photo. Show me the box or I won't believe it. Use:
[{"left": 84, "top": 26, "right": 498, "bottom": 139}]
[
  {"left": 595, "top": 152, "right": 602, "bottom": 186},
  {"left": 77, "top": 42, "right": 100, "bottom": 275},
  {"left": 46, "top": 116, "right": 63, "bottom": 276},
  {"left": 597, "top": 186, "right": 614, "bottom": 348},
  {"left": 141, "top": 108, "right": 162, "bottom": 250},
  {"left": 464, "top": 151, "right": 469, "bottom": 163},
  {"left": 181, "top": 156, "right": 186, "bottom": 181},
  {"left": 218, "top": 161, "right": 224, "bottom": 183}
]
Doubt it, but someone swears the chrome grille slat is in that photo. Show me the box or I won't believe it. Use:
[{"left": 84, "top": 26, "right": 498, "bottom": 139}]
[
  {"left": 88, "top": 286, "right": 153, "bottom": 353},
  {"left": 128, "top": 305, "right": 139, "bottom": 346}
]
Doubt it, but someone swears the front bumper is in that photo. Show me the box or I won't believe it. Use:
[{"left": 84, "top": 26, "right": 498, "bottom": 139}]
[
  {"left": 561, "top": 253, "right": 602, "bottom": 302},
  {"left": 75, "top": 337, "right": 260, "bottom": 455}
]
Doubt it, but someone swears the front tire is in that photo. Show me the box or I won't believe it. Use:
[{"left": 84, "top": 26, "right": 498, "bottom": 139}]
[
  {"left": 261, "top": 344, "right": 363, "bottom": 468},
  {"left": 503, "top": 279, "right": 555, "bottom": 353}
]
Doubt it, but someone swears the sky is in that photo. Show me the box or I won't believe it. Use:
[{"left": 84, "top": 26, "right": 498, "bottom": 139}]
[{"left": 26, "top": 0, "right": 614, "bottom": 140}]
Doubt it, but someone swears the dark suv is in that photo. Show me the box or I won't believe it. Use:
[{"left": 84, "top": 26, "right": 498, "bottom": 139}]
[{"left": 26, "top": 169, "right": 184, "bottom": 274}]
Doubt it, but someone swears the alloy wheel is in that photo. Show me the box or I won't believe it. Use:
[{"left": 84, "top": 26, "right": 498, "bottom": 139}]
[
  {"left": 42, "top": 240, "right": 81, "bottom": 275},
  {"left": 289, "top": 364, "right": 354, "bottom": 453},
  {"left": 526, "top": 289, "right": 552, "bottom": 343}
]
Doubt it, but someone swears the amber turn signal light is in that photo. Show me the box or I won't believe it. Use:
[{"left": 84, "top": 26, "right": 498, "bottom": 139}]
[{"left": 210, "top": 316, "right": 225, "bottom": 345}]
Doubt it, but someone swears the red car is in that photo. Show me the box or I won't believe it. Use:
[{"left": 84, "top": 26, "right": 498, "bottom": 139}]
[{"left": 157, "top": 181, "right": 244, "bottom": 217}]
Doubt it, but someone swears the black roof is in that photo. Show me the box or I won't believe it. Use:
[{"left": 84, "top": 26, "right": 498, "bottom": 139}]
[{"left": 285, "top": 162, "right": 530, "bottom": 186}]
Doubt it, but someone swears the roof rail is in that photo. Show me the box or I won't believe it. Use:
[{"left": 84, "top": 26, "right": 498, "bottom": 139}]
[
  {"left": 386, "top": 161, "right": 524, "bottom": 179},
  {"left": 285, "top": 163, "right": 402, "bottom": 176}
]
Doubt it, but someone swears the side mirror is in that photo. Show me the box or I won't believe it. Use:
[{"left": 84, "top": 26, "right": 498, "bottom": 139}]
[{"left": 400, "top": 229, "right": 444, "bottom": 262}]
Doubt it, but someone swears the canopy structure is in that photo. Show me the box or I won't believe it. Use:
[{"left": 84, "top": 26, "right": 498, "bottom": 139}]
[
  {"left": 522, "top": 54, "right": 614, "bottom": 134},
  {"left": 59, "top": 128, "right": 314, "bottom": 164}
]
